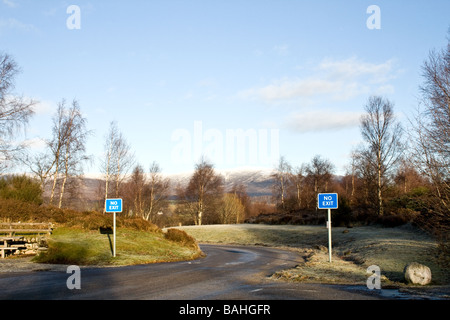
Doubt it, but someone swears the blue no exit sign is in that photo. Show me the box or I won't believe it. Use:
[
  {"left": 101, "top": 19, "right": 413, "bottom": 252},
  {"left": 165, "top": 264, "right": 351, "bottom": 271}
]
[
  {"left": 317, "top": 193, "right": 338, "bottom": 209},
  {"left": 105, "top": 198, "right": 123, "bottom": 213}
]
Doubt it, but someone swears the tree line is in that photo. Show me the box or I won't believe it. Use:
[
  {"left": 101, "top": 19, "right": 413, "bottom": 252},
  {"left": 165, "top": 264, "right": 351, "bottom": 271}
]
[
  {"left": 271, "top": 94, "right": 405, "bottom": 217},
  {"left": 0, "top": 31, "right": 448, "bottom": 241}
]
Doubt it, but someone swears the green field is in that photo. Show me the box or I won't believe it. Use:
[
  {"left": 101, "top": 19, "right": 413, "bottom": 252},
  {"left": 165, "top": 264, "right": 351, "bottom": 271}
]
[{"left": 173, "top": 224, "right": 449, "bottom": 286}]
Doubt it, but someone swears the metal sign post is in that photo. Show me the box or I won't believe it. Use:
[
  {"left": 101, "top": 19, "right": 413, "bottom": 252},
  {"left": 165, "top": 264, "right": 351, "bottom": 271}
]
[
  {"left": 105, "top": 198, "right": 123, "bottom": 257},
  {"left": 317, "top": 193, "right": 338, "bottom": 263},
  {"left": 113, "top": 211, "right": 116, "bottom": 257},
  {"left": 327, "top": 208, "right": 332, "bottom": 263}
]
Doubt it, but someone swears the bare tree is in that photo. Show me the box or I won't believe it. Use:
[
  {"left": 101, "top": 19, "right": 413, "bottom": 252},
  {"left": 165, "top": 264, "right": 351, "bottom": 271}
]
[
  {"left": 46, "top": 99, "right": 90, "bottom": 208},
  {"left": 411, "top": 32, "right": 450, "bottom": 223},
  {"left": 220, "top": 193, "right": 245, "bottom": 224},
  {"left": 305, "top": 155, "right": 335, "bottom": 209},
  {"left": 271, "top": 156, "right": 292, "bottom": 211},
  {"left": 230, "top": 183, "right": 251, "bottom": 219},
  {"left": 291, "top": 164, "right": 306, "bottom": 210},
  {"left": 57, "top": 100, "right": 90, "bottom": 208},
  {"left": 101, "top": 121, "right": 118, "bottom": 205},
  {"left": 0, "top": 53, "right": 35, "bottom": 172},
  {"left": 100, "top": 121, "right": 134, "bottom": 211},
  {"left": 48, "top": 101, "right": 67, "bottom": 204},
  {"left": 21, "top": 151, "right": 54, "bottom": 192},
  {"left": 181, "top": 157, "right": 224, "bottom": 225},
  {"left": 144, "top": 161, "right": 170, "bottom": 222},
  {"left": 113, "top": 131, "right": 134, "bottom": 197},
  {"left": 394, "top": 158, "right": 427, "bottom": 194},
  {"left": 123, "top": 164, "right": 147, "bottom": 217},
  {"left": 360, "top": 96, "right": 404, "bottom": 215},
  {"left": 343, "top": 150, "right": 359, "bottom": 206}
]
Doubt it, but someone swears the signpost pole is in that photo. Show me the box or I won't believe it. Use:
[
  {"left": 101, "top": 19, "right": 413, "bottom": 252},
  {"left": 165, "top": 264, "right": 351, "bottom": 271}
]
[
  {"left": 113, "top": 211, "right": 116, "bottom": 257},
  {"left": 105, "top": 198, "right": 122, "bottom": 258},
  {"left": 328, "top": 208, "right": 332, "bottom": 263},
  {"left": 318, "top": 193, "right": 337, "bottom": 263}
]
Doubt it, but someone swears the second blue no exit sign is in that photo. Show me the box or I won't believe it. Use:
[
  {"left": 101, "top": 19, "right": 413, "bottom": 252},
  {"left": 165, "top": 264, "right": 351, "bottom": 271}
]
[
  {"left": 317, "top": 193, "right": 338, "bottom": 209},
  {"left": 105, "top": 198, "right": 123, "bottom": 213}
]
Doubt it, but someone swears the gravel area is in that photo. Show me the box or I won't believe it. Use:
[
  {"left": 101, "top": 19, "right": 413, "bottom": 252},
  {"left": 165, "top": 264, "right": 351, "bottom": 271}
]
[{"left": 0, "top": 256, "right": 69, "bottom": 273}]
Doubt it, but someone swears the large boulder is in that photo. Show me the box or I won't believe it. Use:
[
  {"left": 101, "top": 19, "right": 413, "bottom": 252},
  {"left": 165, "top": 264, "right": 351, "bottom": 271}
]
[{"left": 404, "top": 262, "right": 432, "bottom": 285}]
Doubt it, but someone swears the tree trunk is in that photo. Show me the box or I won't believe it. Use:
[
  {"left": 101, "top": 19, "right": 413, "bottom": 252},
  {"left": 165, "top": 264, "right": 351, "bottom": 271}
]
[
  {"left": 104, "top": 139, "right": 112, "bottom": 213},
  {"left": 58, "top": 153, "right": 69, "bottom": 208},
  {"left": 351, "top": 173, "right": 355, "bottom": 205},
  {"left": 49, "top": 163, "right": 59, "bottom": 205},
  {"left": 280, "top": 176, "right": 285, "bottom": 210},
  {"left": 377, "top": 146, "right": 383, "bottom": 216}
]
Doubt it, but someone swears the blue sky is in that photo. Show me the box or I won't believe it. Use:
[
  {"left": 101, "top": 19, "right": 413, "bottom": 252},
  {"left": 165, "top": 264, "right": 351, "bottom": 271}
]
[{"left": 1, "top": 0, "right": 449, "bottom": 176}]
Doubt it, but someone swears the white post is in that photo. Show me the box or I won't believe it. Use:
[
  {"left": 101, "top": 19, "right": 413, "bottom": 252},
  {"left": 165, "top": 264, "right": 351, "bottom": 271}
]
[
  {"left": 113, "top": 211, "right": 116, "bottom": 257},
  {"left": 328, "top": 208, "right": 332, "bottom": 263}
]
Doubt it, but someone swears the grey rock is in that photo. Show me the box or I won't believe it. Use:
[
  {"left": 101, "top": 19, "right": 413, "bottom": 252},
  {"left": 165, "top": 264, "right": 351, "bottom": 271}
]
[{"left": 404, "top": 262, "right": 432, "bottom": 285}]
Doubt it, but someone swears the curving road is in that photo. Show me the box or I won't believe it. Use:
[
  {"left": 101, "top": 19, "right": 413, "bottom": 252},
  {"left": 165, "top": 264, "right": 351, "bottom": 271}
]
[{"left": 0, "top": 244, "right": 381, "bottom": 300}]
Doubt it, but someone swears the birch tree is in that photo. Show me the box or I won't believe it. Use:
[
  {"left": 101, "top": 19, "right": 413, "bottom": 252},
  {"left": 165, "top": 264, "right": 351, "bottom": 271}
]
[
  {"left": 291, "top": 164, "right": 306, "bottom": 210},
  {"left": 271, "top": 156, "right": 292, "bottom": 211},
  {"left": 47, "top": 99, "right": 90, "bottom": 208},
  {"left": 305, "top": 155, "right": 334, "bottom": 211},
  {"left": 48, "top": 101, "right": 68, "bottom": 205},
  {"left": 360, "top": 96, "right": 404, "bottom": 215},
  {"left": 57, "top": 100, "right": 90, "bottom": 208},
  {"left": 411, "top": 32, "right": 449, "bottom": 226},
  {"left": 220, "top": 193, "right": 245, "bottom": 224},
  {"left": 126, "top": 164, "right": 146, "bottom": 217},
  {"left": 113, "top": 131, "right": 134, "bottom": 198},
  {"left": 102, "top": 121, "right": 119, "bottom": 203},
  {"left": 0, "top": 53, "right": 35, "bottom": 172},
  {"left": 100, "top": 121, "right": 134, "bottom": 210},
  {"left": 144, "top": 161, "right": 170, "bottom": 222},
  {"left": 182, "top": 158, "right": 223, "bottom": 225}
]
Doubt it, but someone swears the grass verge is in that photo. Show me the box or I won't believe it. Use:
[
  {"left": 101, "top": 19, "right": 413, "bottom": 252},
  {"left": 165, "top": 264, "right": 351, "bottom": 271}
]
[
  {"left": 33, "top": 227, "right": 203, "bottom": 266},
  {"left": 174, "top": 224, "right": 449, "bottom": 286}
]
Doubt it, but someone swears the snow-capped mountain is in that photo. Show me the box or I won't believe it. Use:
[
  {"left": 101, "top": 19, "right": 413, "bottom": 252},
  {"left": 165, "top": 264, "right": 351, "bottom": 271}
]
[{"left": 166, "top": 167, "right": 274, "bottom": 197}]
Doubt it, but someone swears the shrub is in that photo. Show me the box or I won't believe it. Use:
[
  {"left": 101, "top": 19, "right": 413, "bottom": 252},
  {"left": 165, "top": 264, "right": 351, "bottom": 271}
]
[
  {"left": 118, "top": 217, "right": 161, "bottom": 233},
  {"left": 63, "top": 211, "right": 112, "bottom": 230},
  {"left": 333, "top": 196, "right": 353, "bottom": 227},
  {"left": 375, "top": 208, "right": 419, "bottom": 227},
  {"left": 164, "top": 228, "right": 198, "bottom": 249},
  {"left": 0, "top": 198, "right": 163, "bottom": 234},
  {"left": 0, "top": 175, "right": 42, "bottom": 205},
  {"left": 36, "top": 241, "right": 91, "bottom": 265}
]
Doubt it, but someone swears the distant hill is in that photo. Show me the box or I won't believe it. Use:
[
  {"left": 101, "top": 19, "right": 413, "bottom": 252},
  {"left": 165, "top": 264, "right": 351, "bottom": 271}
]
[
  {"left": 167, "top": 168, "right": 274, "bottom": 197},
  {"left": 73, "top": 168, "right": 275, "bottom": 201}
]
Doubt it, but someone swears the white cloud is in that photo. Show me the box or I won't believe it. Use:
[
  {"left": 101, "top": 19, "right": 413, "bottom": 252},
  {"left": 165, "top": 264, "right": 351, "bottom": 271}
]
[
  {"left": 273, "top": 44, "right": 290, "bottom": 56},
  {"left": 23, "top": 137, "right": 47, "bottom": 151},
  {"left": 2, "top": 95, "right": 52, "bottom": 115},
  {"left": 253, "top": 49, "right": 264, "bottom": 57},
  {"left": 32, "top": 99, "right": 56, "bottom": 115},
  {"left": 0, "top": 18, "right": 38, "bottom": 35},
  {"left": 239, "top": 77, "right": 369, "bottom": 102},
  {"left": 318, "top": 56, "right": 396, "bottom": 84},
  {"left": 2, "top": 0, "right": 17, "bottom": 8},
  {"left": 239, "top": 57, "right": 398, "bottom": 103},
  {"left": 285, "top": 110, "right": 363, "bottom": 133},
  {"left": 196, "top": 78, "right": 216, "bottom": 87}
]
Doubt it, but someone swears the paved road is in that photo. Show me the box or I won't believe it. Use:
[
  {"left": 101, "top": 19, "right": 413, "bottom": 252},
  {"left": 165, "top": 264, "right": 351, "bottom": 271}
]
[{"left": 0, "top": 244, "right": 381, "bottom": 300}]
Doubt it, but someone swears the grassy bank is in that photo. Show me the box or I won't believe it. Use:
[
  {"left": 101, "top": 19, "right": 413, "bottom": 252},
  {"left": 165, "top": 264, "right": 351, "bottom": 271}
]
[
  {"left": 34, "top": 227, "right": 203, "bottom": 266},
  {"left": 174, "top": 224, "right": 449, "bottom": 286}
]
